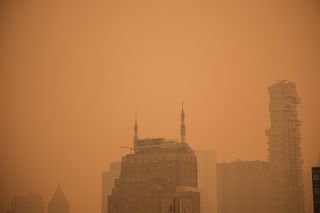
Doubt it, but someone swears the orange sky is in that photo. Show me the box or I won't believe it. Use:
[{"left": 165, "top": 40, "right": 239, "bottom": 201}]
[{"left": 1, "top": 1, "right": 320, "bottom": 213}]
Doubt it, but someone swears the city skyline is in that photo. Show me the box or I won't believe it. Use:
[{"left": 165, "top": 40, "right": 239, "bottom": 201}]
[
  {"left": 2, "top": 82, "right": 320, "bottom": 213},
  {"left": 4, "top": 85, "right": 319, "bottom": 213},
  {"left": 2, "top": 1, "right": 320, "bottom": 213}
]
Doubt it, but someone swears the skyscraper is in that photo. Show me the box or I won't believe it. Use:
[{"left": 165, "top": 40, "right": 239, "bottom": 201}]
[
  {"left": 11, "top": 193, "right": 44, "bottom": 213},
  {"left": 108, "top": 106, "right": 200, "bottom": 213},
  {"left": 266, "top": 80, "right": 304, "bottom": 213},
  {"left": 102, "top": 161, "right": 121, "bottom": 213},
  {"left": 48, "top": 185, "right": 70, "bottom": 213}
]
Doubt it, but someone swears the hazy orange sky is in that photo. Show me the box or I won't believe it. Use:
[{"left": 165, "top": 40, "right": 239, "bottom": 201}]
[{"left": 1, "top": 1, "right": 320, "bottom": 213}]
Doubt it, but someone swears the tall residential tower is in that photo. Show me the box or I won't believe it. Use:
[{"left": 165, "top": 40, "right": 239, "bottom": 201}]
[{"left": 266, "top": 80, "right": 304, "bottom": 213}]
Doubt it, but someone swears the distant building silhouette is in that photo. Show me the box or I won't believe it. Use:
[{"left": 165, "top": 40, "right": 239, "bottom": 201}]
[
  {"left": 48, "top": 185, "right": 70, "bottom": 213},
  {"left": 196, "top": 150, "right": 217, "bottom": 213},
  {"left": 11, "top": 193, "right": 44, "bottom": 213},
  {"left": 108, "top": 106, "right": 200, "bottom": 213},
  {"left": 217, "top": 160, "right": 271, "bottom": 213},
  {"left": 102, "top": 161, "right": 121, "bottom": 213},
  {"left": 266, "top": 80, "right": 304, "bottom": 213}
]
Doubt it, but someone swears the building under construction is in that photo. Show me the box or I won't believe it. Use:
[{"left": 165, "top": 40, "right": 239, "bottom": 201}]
[
  {"left": 108, "top": 106, "right": 200, "bottom": 213},
  {"left": 266, "top": 80, "right": 304, "bottom": 213}
]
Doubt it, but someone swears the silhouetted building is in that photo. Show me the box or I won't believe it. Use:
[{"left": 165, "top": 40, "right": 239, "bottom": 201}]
[
  {"left": 102, "top": 161, "right": 121, "bottom": 213},
  {"left": 313, "top": 166, "right": 320, "bottom": 213},
  {"left": 217, "top": 160, "right": 271, "bottom": 213},
  {"left": 196, "top": 150, "right": 217, "bottom": 213},
  {"left": 108, "top": 106, "right": 200, "bottom": 213},
  {"left": 48, "top": 185, "right": 70, "bottom": 213},
  {"left": 266, "top": 80, "right": 304, "bottom": 213},
  {"left": 11, "top": 194, "right": 44, "bottom": 213}
]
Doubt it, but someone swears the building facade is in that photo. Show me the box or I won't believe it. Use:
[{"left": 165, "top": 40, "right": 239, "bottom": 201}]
[
  {"left": 102, "top": 161, "right": 121, "bottom": 213},
  {"left": 196, "top": 150, "right": 217, "bottom": 213},
  {"left": 266, "top": 80, "right": 304, "bottom": 213},
  {"left": 217, "top": 161, "right": 271, "bottom": 213},
  {"left": 313, "top": 166, "right": 320, "bottom": 213},
  {"left": 11, "top": 194, "right": 44, "bottom": 213},
  {"left": 108, "top": 106, "right": 200, "bottom": 213}
]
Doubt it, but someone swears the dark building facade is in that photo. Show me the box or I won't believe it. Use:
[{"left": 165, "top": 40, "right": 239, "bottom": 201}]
[
  {"left": 108, "top": 106, "right": 200, "bottom": 213},
  {"left": 11, "top": 194, "right": 44, "bottom": 213},
  {"left": 266, "top": 80, "right": 304, "bottom": 213},
  {"left": 313, "top": 167, "right": 320, "bottom": 213}
]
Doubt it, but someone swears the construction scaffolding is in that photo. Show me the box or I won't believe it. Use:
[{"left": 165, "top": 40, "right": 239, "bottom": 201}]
[{"left": 266, "top": 80, "right": 305, "bottom": 213}]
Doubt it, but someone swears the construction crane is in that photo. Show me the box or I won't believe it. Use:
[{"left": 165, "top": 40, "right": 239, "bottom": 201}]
[{"left": 120, "top": 146, "right": 134, "bottom": 154}]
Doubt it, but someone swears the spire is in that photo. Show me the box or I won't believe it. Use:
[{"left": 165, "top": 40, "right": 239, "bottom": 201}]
[
  {"left": 134, "top": 113, "right": 138, "bottom": 143},
  {"left": 49, "top": 184, "right": 68, "bottom": 205},
  {"left": 48, "top": 185, "right": 69, "bottom": 213},
  {"left": 180, "top": 101, "right": 186, "bottom": 143}
]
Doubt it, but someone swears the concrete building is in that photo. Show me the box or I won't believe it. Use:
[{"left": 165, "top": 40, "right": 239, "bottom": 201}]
[
  {"left": 217, "top": 160, "right": 271, "bottom": 213},
  {"left": 11, "top": 194, "right": 44, "bottom": 213},
  {"left": 266, "top": 80, "right": 304, "bottom": 213},
  {"left": 108, "top": 106, "right": 200, "bottom": 213},
  {"left": 48, "top": 185, "right": 70, "bottom": 213},
  {"left": 196, "top": 150, "right": 217, "bottom": 213},
  {"left": 102, "top": 161, "right": 121, "bottom": 213}
]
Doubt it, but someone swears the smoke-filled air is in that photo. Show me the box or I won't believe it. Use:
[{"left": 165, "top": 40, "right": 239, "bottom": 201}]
[{"left": 1, "top": 1, "right": 320, "bottom": 213}]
